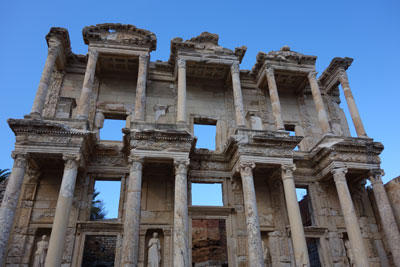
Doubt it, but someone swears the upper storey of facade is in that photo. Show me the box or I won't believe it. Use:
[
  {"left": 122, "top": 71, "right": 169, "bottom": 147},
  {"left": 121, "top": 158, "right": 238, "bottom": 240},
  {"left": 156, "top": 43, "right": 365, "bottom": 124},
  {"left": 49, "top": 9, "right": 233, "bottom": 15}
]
[{"left": 8, "top": 23, "right": 383, "bottom": 179}]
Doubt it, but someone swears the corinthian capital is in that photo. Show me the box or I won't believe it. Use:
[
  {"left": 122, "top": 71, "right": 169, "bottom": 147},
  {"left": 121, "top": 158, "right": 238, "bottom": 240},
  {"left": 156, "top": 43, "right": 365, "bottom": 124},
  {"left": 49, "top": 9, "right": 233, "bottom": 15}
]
[
  {"left": 63, "top": 154, "right": 81, "bottom": 170},
  {"left": 11, "top": 151, "right": 28, "bottom": 169},
  {"left": 177, "top": 58, "right": 186, "bottom": 69},
  {"left": 331, "top": 167, "right": 347, "bottom": 182},
  {"left": 307, "top": 71, "right": 317, "bottom": 80},
  {"left": 338, "top": 69, "right": 349, "bottom": 87},
  {"left": 368, "top": 169, "right": 384, "bottom": 184},
  {"left": 128, "top": 155, "right": 144, "bottom": 172},
  {"left": 237, "top": 161, "right": 255, "bottom": 176},
  {"left": 174, "top": 158, "right": 190, "bottom": 175},
  {"left": 47, "top": 37, "right": 62, "bottom": 55},
  {"left": 139, "top": 53, "right": 149, "bottom": 63},
  {"left": 265, "top": 67, "right": 275, "bottom": 77},
  {"left": 88, "top": 49, "right": 99, "bottom": 60},
  {"left": 281, "top": 164, "right": 296, "bottom": 179},
  {"left": 230, "top": 61, "right": 240, "bottom": 75}
]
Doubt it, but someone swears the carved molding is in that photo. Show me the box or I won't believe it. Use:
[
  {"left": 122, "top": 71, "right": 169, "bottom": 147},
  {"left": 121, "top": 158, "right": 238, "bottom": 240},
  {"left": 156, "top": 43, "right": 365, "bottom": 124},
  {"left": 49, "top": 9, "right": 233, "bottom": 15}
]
[
  {"left": 281, "top": 164, "right": 296, "bottom": 180},
  {"left": 237, "top": 161, "right": 255, "bottom": 176},
  {"left": 26, "top": 167, "right": 41, "bottom": 184},
  {"left": 177, "top": 58, "right": 186, "bottom": 69},
  {"left": 368, "top": 169, "right": 384, "bottom": 185}
]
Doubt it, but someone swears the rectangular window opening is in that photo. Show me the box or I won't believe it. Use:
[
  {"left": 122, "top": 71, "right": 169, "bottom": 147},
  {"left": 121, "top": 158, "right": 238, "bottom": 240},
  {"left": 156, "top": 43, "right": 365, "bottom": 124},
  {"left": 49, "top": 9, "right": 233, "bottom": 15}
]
[
  {"left": 91, "top": 179, "right": 121, "bottom": 221},
  {"left": 285, "top": 124, "right": 299, "bottom": 150},
  {"left": 191, "top": 183, "right": 223, "bottom": 206},
  {"left": 99, "top": 117, "right": 126, "bottom": 141},
  {"left": 306, "top": 237, "right": 322, "bottom": 267},
  {"left": 296, "top": 186, "right": 314, "bottom": 226},
  {"left": 194, "top": 122, "right": 216, "bottom": 150},
  {"left": 82, "top": 235, "right": 117, "bottom": 266}
]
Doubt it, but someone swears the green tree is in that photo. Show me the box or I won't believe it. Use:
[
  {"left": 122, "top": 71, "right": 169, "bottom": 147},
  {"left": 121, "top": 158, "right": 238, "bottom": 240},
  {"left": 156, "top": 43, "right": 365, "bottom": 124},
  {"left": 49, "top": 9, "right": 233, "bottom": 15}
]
[
  {"left": 90, "top": 189, "right": 107, "bottom": 220},
  {"left": 0, "top": 169, "right": 10, "bottom": 182}
]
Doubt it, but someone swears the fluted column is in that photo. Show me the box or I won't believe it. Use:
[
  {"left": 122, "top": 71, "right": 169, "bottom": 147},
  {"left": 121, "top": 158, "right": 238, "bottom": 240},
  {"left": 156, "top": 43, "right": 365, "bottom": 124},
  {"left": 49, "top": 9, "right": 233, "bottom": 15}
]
[
  {"left": 338, "top": 70, "right": 367, "bottom": 137},
  {"left": 369, "top": 169, "right": 400, "bottom": 267},
  {"left": 308, "top": 71, "right": 331, "bottom": 134},
  {"left": 0, "top": 152, "right": 28, "bottom": 266},
  {"left": 231, "top": 61, "right": 246, "bottom": 127},
  {"left": 265, "top": 68, "right": 285, "bottom": 130},
  {"left": 237, "top": 162, "right": 264, "bottom": 267},
  {"left": 121, "top": 155, "right": 144, "bottom": 267},
  {"left": 176, "top": 58, "right": 187, "bottom": 123},
  {"left": 331, "top": 167, "right": 369, "bottom": 267},
  {"left": 45, "top": 154, "right": 80, "bottom": 267},
  {"left": 173, "top": 159, "right": 190, "bottom": 267},
  {"left": 133, "top": 54, "right": 149, "bottom": 121},
  {"left": 281, "top": 164, "right": 310, "bottom": 266},
  {"left": 31, "top": 38, "right": 61, "bottom": 117},
  {"left": 76, "top": 49, "right": 99, "bottom": 120}
]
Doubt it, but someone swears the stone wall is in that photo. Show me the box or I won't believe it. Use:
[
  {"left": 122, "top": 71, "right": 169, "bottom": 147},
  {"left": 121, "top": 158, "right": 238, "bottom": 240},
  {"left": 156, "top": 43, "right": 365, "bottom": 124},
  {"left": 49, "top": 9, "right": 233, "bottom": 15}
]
[{"left": 82, "top": 235, "right": 117, "bottom": 267}]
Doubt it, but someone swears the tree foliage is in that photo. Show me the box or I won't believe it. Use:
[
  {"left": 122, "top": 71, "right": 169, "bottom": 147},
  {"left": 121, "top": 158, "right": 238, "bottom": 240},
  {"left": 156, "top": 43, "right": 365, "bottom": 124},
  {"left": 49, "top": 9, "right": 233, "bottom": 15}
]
[
  {"left": 90, "top": 189, "right": 107, "bottom": 220},
  {"left": 0, "top": 169, "right": 10, "bottom": 182}
]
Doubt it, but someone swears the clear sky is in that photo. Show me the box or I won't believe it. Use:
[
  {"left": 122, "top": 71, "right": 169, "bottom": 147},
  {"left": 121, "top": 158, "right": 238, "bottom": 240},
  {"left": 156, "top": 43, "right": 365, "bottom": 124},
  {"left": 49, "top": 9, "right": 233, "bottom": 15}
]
[{"left": 0, "top": 0, "right": 399, "bottom": 211}]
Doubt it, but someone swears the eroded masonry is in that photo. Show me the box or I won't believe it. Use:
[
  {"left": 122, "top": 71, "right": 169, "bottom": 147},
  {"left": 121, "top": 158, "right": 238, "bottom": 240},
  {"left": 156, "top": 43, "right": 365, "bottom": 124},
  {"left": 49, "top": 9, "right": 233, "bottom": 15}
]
[{"left": 0, "top": 23, "right": 399, "bottom": 267}]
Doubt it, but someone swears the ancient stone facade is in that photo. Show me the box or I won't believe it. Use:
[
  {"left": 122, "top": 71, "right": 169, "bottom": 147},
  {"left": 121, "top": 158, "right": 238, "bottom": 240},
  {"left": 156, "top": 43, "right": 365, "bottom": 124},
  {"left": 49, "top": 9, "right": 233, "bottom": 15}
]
[{"left": 0, "top": 23, "right": 399, "bottom": 267}]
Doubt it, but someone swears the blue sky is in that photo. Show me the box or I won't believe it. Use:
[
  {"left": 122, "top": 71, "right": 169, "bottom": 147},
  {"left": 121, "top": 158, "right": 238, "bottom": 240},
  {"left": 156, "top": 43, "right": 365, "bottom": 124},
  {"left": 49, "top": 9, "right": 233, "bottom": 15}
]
[{"left": 0, "top": 1, "right": 399, "bottom": 211}]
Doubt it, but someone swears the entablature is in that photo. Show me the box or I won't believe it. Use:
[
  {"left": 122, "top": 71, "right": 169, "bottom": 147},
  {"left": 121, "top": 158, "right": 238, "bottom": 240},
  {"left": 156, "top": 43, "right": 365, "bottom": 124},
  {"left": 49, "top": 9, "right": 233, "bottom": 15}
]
[{"left": 318, "top": 57, "right": 353, "bottom": 93}]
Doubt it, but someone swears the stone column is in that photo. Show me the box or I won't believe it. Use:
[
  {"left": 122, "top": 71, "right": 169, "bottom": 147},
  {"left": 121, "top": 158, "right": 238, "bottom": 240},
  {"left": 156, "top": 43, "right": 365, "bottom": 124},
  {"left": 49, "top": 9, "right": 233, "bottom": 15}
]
[
  {"left": 45, "top": 154, "right": 80, "bottom": 267},
  {"left": 231, "top": 61, "right": 246, "bottom": 128},
  {"left": 76, "top": 49, "right": 99, "bottom": 120},
  {"left": 176, "top": 58, "right": 187, "bottom": 123},
  {"left": 173, "top": 159, "right": 190, "bottom": 267},
  {"left": 265, "top": 68, "right": 285, "bottom": 131},
  {"left": 31, "top": 38, "right": 61, "bottom": 117},
  {"left": 133, "top": 54, "right": 149, "bottom": 121},
  {"left": 281, "top": 164, "right": 310, "bottom": 266},
  {"left": 331, "top": 167, "right": 369, "bottom": 267},
  {"left": 307, "top": 71, "right": 331, "bottom": 134},
  {"left": 338, "top": 70, "right": 367, "bottom": 137},
  {"left": 369, "top": 169, "right": 400, "bottom": 267},
  {"left": 121, "top": 156, "right": 144, "bottom": 267},
  {"left": 237, "top": 162, "right": 264, "bottom": 267},
  {"left": 0, "top": 152, "right": 28, "bottom": 266}
]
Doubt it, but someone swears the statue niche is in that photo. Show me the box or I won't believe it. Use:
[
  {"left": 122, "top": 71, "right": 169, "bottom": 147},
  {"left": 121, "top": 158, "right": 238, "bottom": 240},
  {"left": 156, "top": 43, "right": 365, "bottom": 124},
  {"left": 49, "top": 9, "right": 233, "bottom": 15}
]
[{"left": 145, "top": 229, "right": 164, "bottom": 267}]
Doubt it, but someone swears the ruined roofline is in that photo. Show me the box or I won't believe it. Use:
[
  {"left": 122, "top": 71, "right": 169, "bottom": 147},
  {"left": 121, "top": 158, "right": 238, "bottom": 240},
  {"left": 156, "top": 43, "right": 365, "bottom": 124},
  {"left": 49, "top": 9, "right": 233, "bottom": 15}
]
[
  {"left": 318, "top": 57, "right": 353, "bottom": 88},
  {"left": 82, "top": 23, "right": 157, "bottom": 51}
]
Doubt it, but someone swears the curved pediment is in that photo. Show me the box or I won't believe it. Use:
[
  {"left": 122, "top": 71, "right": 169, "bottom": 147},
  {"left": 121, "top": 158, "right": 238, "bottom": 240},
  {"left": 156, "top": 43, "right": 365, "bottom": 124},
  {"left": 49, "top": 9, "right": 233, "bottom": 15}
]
[{"left": 82, "top": 23, "right": 157, "bottom": 51}]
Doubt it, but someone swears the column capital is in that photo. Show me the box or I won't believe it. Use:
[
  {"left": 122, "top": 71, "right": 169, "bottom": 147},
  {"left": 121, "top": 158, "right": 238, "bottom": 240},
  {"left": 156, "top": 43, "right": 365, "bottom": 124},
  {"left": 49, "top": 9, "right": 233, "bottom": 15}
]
[
  {"left": 62, "top": 154, "right": 81, "bottom": 170},
  {"left": 174, "top": 158, "right": 190, "bottom": 174},
  {"left": 47, "top": 39, "right": 61, "bottom": 57},
  {"left": 128, "top": 155, "right": 144, "bottom": 171},
  {"left": 281, "top": 164, "right": 296, "bottom": 180},
  {"left": 331, "top": 167, "right": 347, "bottom": 182},
  {"left": 139, "top": 53, "right": 149, "bottom": 62},
  {"left": 177, "top": 58, "right": 186, "bottom": 69},
  {"left": 11, "top": 151, "right": 29, "bottom": 168},
  {"left": 338, "top": 69, "right": 350, "bottom": 86},
  {"left": 368, "top": 169, "right": 384, "bottom": 184},
  {"left": 307, "top": 71, "right": 318, "bottom": 79},
  {"left": 230, "top": 61, "right": 240, "bottom": 75},
  {"left": 237, "top": 161, "right": 255, "bottom": 175},
  {"left": 265, "top": 67, "right": 274, "bottom": 77},
  {"left": 88, "top": 48, "right": 99, "bottom": 59}
]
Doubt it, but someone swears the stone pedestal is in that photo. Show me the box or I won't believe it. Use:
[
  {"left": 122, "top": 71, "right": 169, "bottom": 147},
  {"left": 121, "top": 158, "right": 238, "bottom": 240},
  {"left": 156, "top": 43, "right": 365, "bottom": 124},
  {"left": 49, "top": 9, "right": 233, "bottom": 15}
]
[
  {"left": 281, "top": 164, "right": 310, "bottom": 266},
  {"left": 76, "top": 49, "right": 99, "bottom": 120},
  {"left": 237, "top": 162, "right": 264, "bottom": 267},
  {"left": 369, "top": 170, "right": 400, "bottom": 267},
  {"left": 331, "top": 167, "right": 369, "bottom": 267},
  {"left": 173, "top": 159, "right": 190, "bottom": 267},
  {"left": 231, "top": 61, "right": 246, "bottom": 128},
  {"left": 176, "top": 59, "right": 187, "bottom": 123},
  {"left": 45, "top": 154, "right": 80, "bottom": 267},
  {"left": 265, "top": 68, "right": 285, "bottom": 131},
  {"left": 121, "top": 156, "right": 144, "bottom": 267},
  {"left": 31, "top": 38, "right": 61, "bottom": 117},
  {"left": 134, "top": 54, "right": 149, "bottom": 121},
  {"left": 338, "top": 70, "right": 367, "bottom": 137},
  {"left": 0, "top": 152, "right": 28, "bottom": 266},
  {"left": 308, "top": 71, "right": 331, "bottom": 135}
]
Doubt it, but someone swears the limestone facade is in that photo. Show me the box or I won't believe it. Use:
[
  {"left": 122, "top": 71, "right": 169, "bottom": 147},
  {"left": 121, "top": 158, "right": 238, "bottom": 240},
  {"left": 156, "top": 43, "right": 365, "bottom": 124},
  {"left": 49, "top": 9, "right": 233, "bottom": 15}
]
[{"left": 0, "top": 23, "right": 399, "bottom": 267}]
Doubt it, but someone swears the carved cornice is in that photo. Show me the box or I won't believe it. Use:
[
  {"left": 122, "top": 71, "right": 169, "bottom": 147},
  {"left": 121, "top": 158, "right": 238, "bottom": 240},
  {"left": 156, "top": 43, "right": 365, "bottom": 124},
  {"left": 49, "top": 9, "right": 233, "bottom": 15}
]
[
  {"left": 318, "top": 57, "right": 353, "bottom": 91},
  {"left": 82, "top": 23, "right": 157, "bottom": 51}
]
